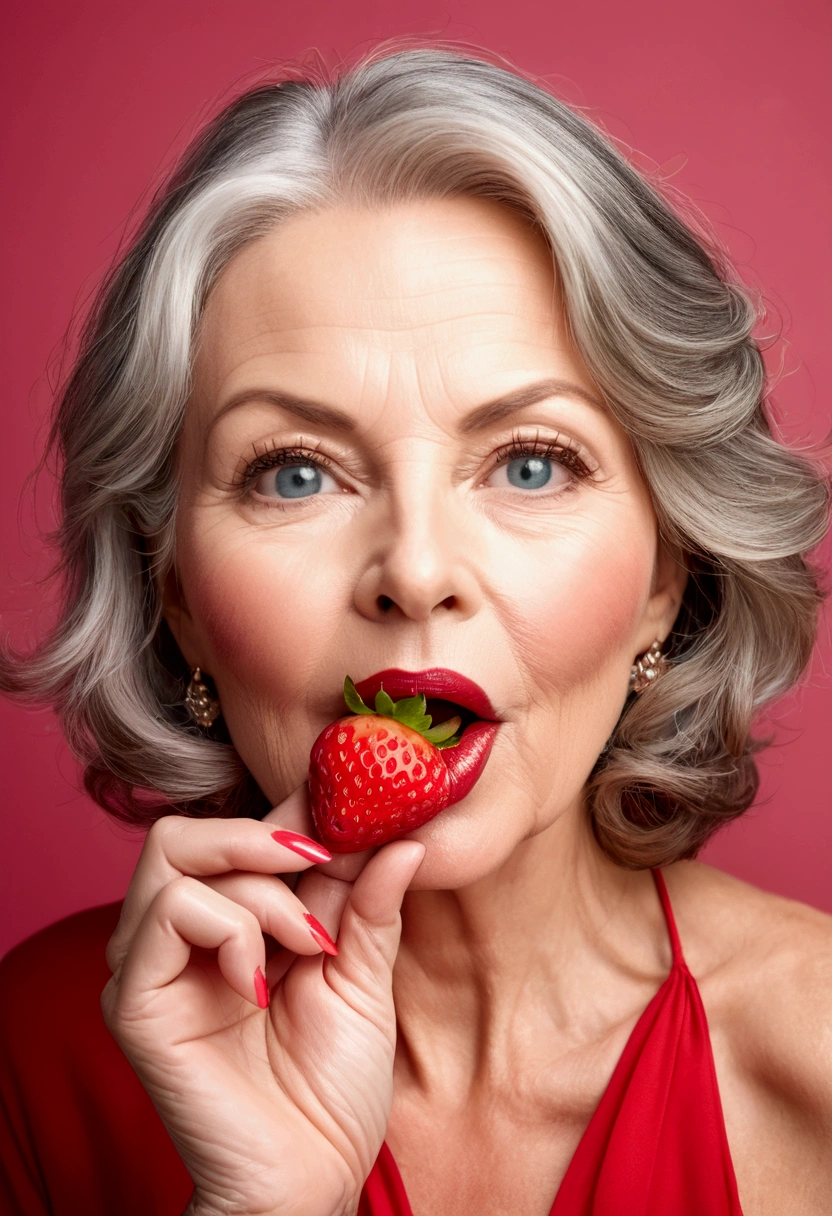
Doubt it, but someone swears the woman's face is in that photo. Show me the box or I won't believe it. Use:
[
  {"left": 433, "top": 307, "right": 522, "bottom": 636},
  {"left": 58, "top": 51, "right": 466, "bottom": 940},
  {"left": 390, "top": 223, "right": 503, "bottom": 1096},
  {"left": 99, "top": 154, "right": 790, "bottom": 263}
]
[{"left": 166, "top": 196, "right": 685, "bottom": 887}]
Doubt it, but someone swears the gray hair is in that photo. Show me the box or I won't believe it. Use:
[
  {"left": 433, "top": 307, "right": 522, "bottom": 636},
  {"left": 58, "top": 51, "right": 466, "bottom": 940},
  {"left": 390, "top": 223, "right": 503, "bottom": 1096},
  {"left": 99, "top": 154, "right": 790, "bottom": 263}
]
[{"left": 2, "top": 46, "right": 828, "bottom": 866}]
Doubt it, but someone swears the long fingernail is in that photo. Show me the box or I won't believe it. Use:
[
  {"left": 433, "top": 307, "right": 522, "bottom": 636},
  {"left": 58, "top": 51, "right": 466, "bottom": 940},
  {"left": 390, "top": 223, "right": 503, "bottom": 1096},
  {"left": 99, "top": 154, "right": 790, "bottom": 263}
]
[
  {"left": 254, "top": 966, "right": 270, "bottom": 1008},
  {"left": 304, "top": 913, "right": 338, "bottom": 956},
  {"left": 271, "top": 830, "right": 332, "bottom": 864}
]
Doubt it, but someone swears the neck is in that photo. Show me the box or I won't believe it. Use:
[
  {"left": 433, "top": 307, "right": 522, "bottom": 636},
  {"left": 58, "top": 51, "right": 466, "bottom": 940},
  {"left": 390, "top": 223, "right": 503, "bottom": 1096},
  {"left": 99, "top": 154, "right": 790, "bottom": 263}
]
[{"left": 392, "top": 803, "right": 669, "bottom": 1103}]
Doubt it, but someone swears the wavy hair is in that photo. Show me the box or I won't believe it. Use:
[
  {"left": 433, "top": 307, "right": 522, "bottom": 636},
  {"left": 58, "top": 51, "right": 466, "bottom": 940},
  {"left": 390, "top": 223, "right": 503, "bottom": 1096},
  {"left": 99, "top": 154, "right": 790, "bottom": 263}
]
[{"left": 1, "top": 46, "right": 828, "bottom": 867}]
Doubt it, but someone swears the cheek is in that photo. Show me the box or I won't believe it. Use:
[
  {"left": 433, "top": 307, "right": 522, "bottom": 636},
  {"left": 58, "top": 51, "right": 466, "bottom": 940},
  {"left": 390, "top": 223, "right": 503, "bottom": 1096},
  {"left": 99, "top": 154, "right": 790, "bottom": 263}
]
[
  {"left": 496, "top": 517, "right": 654, "bottom": 692},
  {"left": 179, "top": 535, "right": 345, "bottom": 706}
]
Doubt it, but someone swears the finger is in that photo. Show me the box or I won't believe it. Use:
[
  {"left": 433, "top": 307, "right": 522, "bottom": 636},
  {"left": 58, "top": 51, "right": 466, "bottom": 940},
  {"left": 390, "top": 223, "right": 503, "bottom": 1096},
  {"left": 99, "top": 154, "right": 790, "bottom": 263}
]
[
  {"left": 265, "top": 842, "right": 424, "bottom": 990},
  {"left": 288, "top": 834, "right": 405, "bottom": 949},
  {"left": 264, "top": 868, "right": 354, "bottom": 988},
  {"left": 262, "top": 785, "right": 377, "bottom": 884},
  {"left": 287, "top": 848, "right": 379, "bottom": 951},
  {"left": 347, "top": 841, "right": 426, "bottom": 929},
  {"left": 303, "top": 843, "right": 425, "bottom": 1020},
  {"left": 294, "top": 868, "right": 355, "bottom": 933},
  {"left": 109, "top": 815, "right": 332, "bottom": 973},
  {"left": 253, "top": 784, "right": 315, "bottom": 895},
  {"left": 198, "top": 871, "right": 338, "bottom": 958},
  {"left": 332, "top": 842, "right": 426, "bottom": 981},
  {"left": 114, "top": 876, "right": 273, "bottom": 1012},
  {"left": 261, "top": 782, "right": 314, "bottom": 836},
  {"left": 262, "top": 847, "right": 383, "bottom": 989}
]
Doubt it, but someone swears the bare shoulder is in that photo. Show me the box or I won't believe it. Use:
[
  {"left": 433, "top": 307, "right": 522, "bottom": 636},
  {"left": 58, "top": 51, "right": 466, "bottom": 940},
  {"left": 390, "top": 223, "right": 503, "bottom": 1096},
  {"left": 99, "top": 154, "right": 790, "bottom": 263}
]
[{"left": 663, "top": 860, "right": 832, "bottom": 1114}]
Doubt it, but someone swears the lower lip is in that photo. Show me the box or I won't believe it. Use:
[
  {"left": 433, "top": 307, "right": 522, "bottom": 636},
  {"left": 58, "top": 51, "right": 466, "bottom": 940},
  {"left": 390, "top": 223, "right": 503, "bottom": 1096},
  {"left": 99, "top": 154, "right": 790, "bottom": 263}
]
[{"left": 442, "top": 720, "right": 501, "bottom": 807}]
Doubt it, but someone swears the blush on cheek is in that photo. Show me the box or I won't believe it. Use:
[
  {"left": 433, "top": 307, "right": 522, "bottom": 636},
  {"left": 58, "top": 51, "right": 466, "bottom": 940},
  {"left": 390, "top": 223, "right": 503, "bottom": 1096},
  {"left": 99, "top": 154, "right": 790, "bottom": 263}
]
[
  {"left": 519, "top": 534, "right": 654, "bottom": 693},
  {"left": 181, "top": 543, "right": 343, "bottom": 705}
]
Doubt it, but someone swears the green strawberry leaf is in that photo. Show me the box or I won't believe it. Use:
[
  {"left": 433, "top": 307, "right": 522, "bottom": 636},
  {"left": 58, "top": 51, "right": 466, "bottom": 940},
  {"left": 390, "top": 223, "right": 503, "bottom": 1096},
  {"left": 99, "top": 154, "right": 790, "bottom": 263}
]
[
  {"left": 373, "top": 688, "right": 396, "bottom": 717},
  {"left": 342, "top": 677, "right": 467, "bottom": 749},
  {"left": 423, "top": 715, "right": 462, "bottom": 743},
  {"left": 389, "top": 692, "right": 433, "bottom": 734},
  {"left": 343, "top": 676, "right": 374, "bottom": 715}
]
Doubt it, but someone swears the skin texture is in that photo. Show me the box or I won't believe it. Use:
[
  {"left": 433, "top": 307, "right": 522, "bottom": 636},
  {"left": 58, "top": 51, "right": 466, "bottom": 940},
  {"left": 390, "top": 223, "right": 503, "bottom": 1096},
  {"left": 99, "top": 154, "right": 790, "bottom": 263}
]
[{"left": 102, "top": 197, "right": 832, "bottom": 1216}]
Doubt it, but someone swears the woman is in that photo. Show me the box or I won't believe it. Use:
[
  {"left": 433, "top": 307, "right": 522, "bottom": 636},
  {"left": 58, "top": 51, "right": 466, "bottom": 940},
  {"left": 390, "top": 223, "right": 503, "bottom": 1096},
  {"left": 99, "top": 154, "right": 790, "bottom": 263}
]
[{"left": 1, "top": 45, "right": 831, "bottom": 1216}]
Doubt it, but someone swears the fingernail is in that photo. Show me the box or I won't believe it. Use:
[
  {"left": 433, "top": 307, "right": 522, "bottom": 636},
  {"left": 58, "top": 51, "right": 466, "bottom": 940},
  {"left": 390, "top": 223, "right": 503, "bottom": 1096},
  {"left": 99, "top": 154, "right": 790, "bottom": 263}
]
[
  {"left": 271, "top": 829, "right": 332, "bottom": 864},
  {"left": 304, "top": 913, "right": 338, "bottom": 956},
  {"left": 254, "top": 965, "right": 270, "bottom": 1009}
]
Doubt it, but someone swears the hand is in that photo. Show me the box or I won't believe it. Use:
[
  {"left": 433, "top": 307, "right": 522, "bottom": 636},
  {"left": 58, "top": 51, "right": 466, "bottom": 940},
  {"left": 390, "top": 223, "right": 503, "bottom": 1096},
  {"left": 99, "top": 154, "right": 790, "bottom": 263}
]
[{"left": 101, "top": 784, "right": 425, "bottom": 1216}]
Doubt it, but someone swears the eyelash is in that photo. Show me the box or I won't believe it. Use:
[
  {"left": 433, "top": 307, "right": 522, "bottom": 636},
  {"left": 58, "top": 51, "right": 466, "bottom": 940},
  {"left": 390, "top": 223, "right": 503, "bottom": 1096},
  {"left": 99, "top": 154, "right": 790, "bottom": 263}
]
[
  {"left": 239, "top": 432, "right": 593, "bottom": 505},
  {"left": 489, "top": 433, "right": 593, "bottom": 485},
  {"left": 241, "top": 442, "right": 336, "bottom": 485}
]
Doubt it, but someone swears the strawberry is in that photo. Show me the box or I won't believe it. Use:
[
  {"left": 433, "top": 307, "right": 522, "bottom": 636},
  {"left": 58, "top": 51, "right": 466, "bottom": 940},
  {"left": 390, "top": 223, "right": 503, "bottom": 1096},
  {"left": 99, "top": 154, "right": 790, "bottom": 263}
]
[{"left": 309, "top": 676, "right": 463, "bottom": 853}]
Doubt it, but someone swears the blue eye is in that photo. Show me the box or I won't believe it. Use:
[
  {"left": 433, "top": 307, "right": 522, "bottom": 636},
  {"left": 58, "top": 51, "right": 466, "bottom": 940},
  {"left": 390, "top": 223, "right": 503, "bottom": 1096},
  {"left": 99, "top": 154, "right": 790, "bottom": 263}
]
[
  {"left": 505, "top": 456, "right": 552, "bottom": 490},
  {"left": 487, "top": 451, "right": 572, "bottom": 493},
  {"left": 275, "top": 464, "right": 323, "bottom": 498},
  {"left": 484, "top": 432, "right": 590, "bottom": 495},
  {"left": 250, "top": 457, "right": 340, "bottom": 502}
]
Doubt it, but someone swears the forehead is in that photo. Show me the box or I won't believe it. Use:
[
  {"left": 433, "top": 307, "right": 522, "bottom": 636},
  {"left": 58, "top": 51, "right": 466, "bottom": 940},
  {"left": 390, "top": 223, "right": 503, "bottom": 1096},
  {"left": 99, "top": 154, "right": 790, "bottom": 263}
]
[
  {"left": 196, "top": 197, "right": 564, "bottom": 368},
  {"left": 186, "top": 196, "right": 640, "bottom": 491},
  {"left": 189, "top": 197, "right": 610, "bottom": 449}
]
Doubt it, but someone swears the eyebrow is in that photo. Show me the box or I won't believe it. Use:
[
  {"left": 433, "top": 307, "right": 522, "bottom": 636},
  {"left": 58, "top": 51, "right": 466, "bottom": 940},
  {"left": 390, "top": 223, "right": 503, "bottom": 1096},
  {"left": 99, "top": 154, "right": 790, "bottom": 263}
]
[
  {"left": 213, "top": 389, "right": 359, "bottom": 433},
  {"left": 457, "top": 378, "right": 604, "bottom": 433},
  {"left": 214, "top": 377, "right": 604, "bottom": 435}
]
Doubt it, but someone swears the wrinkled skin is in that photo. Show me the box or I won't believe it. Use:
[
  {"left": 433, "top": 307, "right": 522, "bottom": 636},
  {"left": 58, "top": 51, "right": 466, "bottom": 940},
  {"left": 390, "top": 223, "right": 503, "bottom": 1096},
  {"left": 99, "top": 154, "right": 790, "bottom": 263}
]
[
  {"left": 103, "top": 199, "right": 832, "bottom": 1216},
  {"left": 103, "top": 792, "right": 423, "bottom": 1216},
  {"left": 104, "top": 196, "right": 686, "bottom": 1216}
]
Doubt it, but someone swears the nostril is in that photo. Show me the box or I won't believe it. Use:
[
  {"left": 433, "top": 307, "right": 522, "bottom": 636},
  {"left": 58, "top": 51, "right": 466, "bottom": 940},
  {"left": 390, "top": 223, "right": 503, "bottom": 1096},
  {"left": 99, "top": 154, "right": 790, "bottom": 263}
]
[{"left": 378, "top": 595, "right": 394, "bottom": 612}]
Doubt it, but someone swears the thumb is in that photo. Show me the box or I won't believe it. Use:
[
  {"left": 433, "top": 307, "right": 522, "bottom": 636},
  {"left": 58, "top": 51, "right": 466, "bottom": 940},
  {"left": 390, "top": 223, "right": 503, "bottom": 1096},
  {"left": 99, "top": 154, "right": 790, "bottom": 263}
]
[{"left": 334, "top": 841, "right": 425, "bottom": 980}]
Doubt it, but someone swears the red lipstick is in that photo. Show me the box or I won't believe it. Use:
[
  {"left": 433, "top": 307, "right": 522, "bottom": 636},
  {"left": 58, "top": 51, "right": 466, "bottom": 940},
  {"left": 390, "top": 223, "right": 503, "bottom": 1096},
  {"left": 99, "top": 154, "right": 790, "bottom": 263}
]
[
  {"left": 352, "top": 668, "right": 498, "bottom": 721},
  {"left": 352, "top": 668, "right": 501, "bottom": 809}
]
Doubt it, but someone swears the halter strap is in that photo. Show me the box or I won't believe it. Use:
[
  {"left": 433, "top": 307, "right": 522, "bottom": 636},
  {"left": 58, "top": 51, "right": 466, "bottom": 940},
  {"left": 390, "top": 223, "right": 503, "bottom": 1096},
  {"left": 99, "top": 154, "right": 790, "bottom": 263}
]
[{"left": 651, "top": 867, "right": 685, "bottom": 968}]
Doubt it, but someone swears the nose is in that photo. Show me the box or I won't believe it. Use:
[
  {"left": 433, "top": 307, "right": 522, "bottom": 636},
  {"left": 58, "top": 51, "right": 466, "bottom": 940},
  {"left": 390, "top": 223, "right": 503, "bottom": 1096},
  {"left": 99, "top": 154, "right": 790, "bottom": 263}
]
[{"left": 353, "top": 477, "right": 483, "bottom": 624}]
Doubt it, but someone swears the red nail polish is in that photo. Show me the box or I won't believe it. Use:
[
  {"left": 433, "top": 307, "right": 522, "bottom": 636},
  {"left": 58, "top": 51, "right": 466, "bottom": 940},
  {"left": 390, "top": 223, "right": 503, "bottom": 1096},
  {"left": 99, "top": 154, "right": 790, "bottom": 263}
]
[
  {"left": 304, "top": 913, "right": 338, "bottom": 956},
  {"left": 254, "top": 966, "right": 270, "bottom": 1008},
  {"left": 271, "top": 829, "right": 332, "bottom": 864}
]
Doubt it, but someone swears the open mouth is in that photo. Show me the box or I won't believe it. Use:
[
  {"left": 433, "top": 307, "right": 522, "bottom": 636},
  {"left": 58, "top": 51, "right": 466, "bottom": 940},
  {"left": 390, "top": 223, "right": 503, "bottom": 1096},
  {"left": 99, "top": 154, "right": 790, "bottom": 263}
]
[
  {"left": 352, "top": 667, "right": 499, "bottom": 723},
  {"left": 424, "top": 697, "right": 481, "bottom": 735},
  {"left": 348, "top": 669, "right": 501, "bottom": 807},
  {"left": 350, "top": 666, "right": 503, "bottom": 807}
]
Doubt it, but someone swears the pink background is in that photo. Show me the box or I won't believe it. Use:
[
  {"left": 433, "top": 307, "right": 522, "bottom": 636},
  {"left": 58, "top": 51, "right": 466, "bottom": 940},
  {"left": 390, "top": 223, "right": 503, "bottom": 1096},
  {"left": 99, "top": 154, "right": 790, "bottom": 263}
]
[{"left": 2, "top": 0, "right": 830, "bottom": 960}]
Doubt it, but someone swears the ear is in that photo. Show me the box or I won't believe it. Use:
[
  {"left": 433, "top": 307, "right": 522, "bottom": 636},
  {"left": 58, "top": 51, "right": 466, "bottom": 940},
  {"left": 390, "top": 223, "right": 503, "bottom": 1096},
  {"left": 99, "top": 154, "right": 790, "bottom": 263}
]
[
  {"left": 160, "top": 565, "right": 202, "bottom": 670},
  {"left": 634, "top": 538, "right": 688, "bottom": 655}
]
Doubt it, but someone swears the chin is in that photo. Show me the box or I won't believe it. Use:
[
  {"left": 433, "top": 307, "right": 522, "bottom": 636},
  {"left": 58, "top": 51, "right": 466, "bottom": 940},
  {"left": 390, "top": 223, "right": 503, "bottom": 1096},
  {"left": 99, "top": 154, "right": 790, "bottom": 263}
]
[{"left": 400, "top": 790, "right": 529, "bottom": 890}]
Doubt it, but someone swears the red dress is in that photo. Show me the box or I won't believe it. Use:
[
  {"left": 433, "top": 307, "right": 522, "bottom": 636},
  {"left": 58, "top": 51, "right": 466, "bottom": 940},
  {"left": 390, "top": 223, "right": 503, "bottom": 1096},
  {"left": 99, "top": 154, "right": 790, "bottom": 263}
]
[{"left": 0, "top": 870, "right": 743, "bottom": 1215}]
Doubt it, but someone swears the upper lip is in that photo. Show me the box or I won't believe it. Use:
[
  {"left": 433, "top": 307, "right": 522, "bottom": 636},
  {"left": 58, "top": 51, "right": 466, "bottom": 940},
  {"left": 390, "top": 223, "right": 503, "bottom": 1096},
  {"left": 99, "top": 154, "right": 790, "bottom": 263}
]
[{"left": 352, "top": 668, "right": 499, "bottom": 721}]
